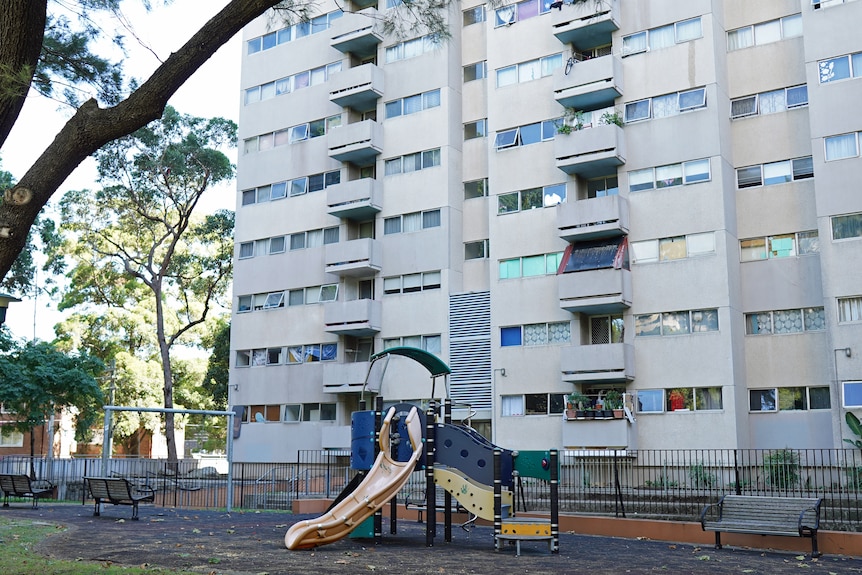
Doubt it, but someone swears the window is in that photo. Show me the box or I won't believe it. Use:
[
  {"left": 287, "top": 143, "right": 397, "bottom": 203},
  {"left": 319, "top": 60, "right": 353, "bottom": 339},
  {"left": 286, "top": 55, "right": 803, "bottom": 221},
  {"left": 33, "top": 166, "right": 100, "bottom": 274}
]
[
  {"left": 625, "top": 89, "right": 706, "bottom": 123},
  {"left": 736, "top": 157, "right": 813, "bottom": 188},
  {"left": 384, "top": 149, "right": 441, "bottom": 175},
  {"left": 319, "top": 284, "right": 338, "bottom": 302},
  {"left": 631, "top": 232, "right": 715, "bottom": 264},
  {"left": 501, "top": 322, "right": 570, "bottom": 347},
  {"left": 501, "top": 395, "right": 524, "bottom": 417},
  {"left": 494, "top": 120, "right": 558, "bottom": 150},
  {"left": 286, "top": 343, "right": 337, "bottom": 363},
  {"left": 246, "top": 405, "right": 281, "bottom": 423},
  {"left": 825, "top": 132, "right": 859, "bottom": 161},
  {"left": 635, "top": 309, "right": 719, "bottom": 336},
  {"left": 302, "top": 403, "right": 337, "bottom": 421},
  {"left": 745, "top": 307, "right": 826, "bottom": 335},
  {"left": 463, "top": 5, "right": 485, "bottom": 25},
  {"left": 731, "top": 85, "right": 808, "bottom": 119},
  {"left": 244, "top": 60, "right": 342, "bottom": 106},
  {"left": 497, "top": 183, "right": 566, "bottom": 213},
  {"left": 385, "top": 35, "right": 439, "bottom": 63},
  {"left": 384, "top": 210, "right": 441, "bottom": 234},
  {"left": 559, "top": 237, "right": 627, "bottom": 273},
  {"left": 0, "top": 428, "right": 24, "bottom": 447},
  {"left": 382, "top": 334, "right": 441, "bottom": 354},
  {"left": 750, "top": 387, "right": 831, "bottom": 411},
  {"left": 727, "top": 13, "right": 802, "bottom": 51},
  {"left": 464, "top": 119, "right": 487, "bottom": 140},
  {"left": 589, "top": 315, "right": 624, "bottom": 344},
  {"left": 464, "top": 61, "right": 487, "bottom": 82},
  {"left": 499, "top": 252, "right": 563, "bottom": 279},
  {"left": 465, "top": 179, "right": 488, "bottom": 199},
  {"left": 843, "top": 382, "right": 862, "bottom": 408},
  {"left": 832, "top": 213, "right": 862, "bottom": 240},
  {"left": 637, "top": 387, "right": 722, "bottom": 412},
  {"left": 740, "top": 230, "right": 819, "bottom": 262},
  {"left": 493, "top": 0, "right": 552, "bottom": 28},
  {"left": 629, "top": 158, "right": 712, "bottom": 192},
  {"left": 622, "top": 16, "right": 702, "bottom": 56},
  {"left": 383, "top": 271, "right": 442, "bottom": 294},
  {"left": 501, "top": 393, "right": 564, "bottom": 417},
  {"left": 263, "top": 291, "right": 284, "bottom": 309},
  {"left": 464, "top": 239, "right": 489, "bottom": 260},
  {"left": 385, "top": 89, "right": 441, "bottom": 119},
  {"left": 838, "top": 296, "right": 862, "bottom": 323},
  {"left": 586, "top": 176, "right": 619, "bottom": 198},
  {"left": 818, "top": 51, "right": 862, "bottom": 84},
  {"left": 495, "top": 54, "right": 562, "bottom": 87}
]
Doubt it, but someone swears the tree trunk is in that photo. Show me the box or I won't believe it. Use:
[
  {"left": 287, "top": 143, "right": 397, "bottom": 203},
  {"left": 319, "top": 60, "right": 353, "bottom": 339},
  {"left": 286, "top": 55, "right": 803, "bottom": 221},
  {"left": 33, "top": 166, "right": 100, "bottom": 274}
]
[
  {"left": 0, "top": 0, "right": 284, "bottom": 282},
  {"left": 0, "top": 0, "right": 47, "bottom": 148}
]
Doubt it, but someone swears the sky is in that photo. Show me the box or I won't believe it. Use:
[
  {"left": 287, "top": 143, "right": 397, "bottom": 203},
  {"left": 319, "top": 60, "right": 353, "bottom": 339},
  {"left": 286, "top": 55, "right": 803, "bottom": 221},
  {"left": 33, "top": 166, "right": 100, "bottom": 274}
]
[{"left": 1, "top": 1, "right": 242, "bottom": 342}]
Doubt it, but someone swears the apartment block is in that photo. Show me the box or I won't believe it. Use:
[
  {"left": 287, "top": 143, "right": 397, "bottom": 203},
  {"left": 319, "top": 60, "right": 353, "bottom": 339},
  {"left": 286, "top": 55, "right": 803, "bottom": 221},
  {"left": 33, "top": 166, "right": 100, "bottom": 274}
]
[{"left": 230, "top": 0, "right": 862, "bottom": 462}]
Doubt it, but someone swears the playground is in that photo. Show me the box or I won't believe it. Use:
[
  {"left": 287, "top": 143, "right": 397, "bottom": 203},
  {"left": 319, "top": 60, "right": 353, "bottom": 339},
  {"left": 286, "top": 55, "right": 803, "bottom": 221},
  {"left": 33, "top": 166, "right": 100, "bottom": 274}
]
[{"left": 8, "top": 502, "right": 862, "bottom": 574}]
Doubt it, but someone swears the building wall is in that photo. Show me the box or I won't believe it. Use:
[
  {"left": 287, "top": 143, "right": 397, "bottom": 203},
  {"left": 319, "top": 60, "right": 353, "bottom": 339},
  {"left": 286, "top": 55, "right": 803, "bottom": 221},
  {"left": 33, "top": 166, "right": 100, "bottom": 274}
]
[{"left": 231, "top": 0, "right": 862, "bottom": 462}]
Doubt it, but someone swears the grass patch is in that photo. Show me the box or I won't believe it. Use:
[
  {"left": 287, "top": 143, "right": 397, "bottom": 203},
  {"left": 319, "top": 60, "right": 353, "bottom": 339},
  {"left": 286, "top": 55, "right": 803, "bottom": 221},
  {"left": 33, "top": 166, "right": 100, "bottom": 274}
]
[{"left": 0, "top": 516, "right": 194, "bottom": 575}]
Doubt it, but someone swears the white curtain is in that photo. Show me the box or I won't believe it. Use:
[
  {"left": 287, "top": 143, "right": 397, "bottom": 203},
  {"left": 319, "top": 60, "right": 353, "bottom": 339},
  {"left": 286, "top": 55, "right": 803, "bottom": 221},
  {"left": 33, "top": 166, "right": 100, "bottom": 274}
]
[
  {"left": 727, "top": 27, "right": 753, "bottom": 51},
  {"left": 622, "top": 32, "right": 646, "bottom": 55},
  {"left": 759, "top": 89, "right": 785, "bottom": 115},
  {"left": 652, "top": 93, "right": 678, "bottom": 118},
  {"left": 825, "top": 133, "right": 858, "bottom": 161},
  {"left": 648, "top": 25, "right": 675, "bottom": 50},
  {"left": 675, "top": 18, "right": 702, "bottom": 42},
  {"left": 501, "top": 396, "right": 523, "bottom": 417}
]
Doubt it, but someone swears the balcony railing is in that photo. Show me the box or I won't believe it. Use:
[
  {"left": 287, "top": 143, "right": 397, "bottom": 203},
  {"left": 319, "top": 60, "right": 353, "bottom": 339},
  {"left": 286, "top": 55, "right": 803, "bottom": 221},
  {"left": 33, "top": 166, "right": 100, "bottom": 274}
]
[
  {"left": 323, "top": 298, "right": 381, "bottom": 336},
  {"left": 551, "top": 0, "right": 620, "bottom": 49},
  {"left": 329, "top": 63, "right": 384, "bottom": 112},
  {"left": 555, "top": 123, "right": 625, "bottom": 178},
  {"left": 329, "top": 9, "right": 383, "bottom": 57},
  {"left": 558, "top": 267, "right": 631, "bottom": 313},
  {"left": 324, "top": 238, "right": 382, "bottom": 277},
  {"left": 326, "top": 177, "right": 383, "bottom": 221},
  {"left": 553, "top": 54, "right": 623, "bottom": 111},
  {"left": 322, "top": 361, "right": 371, "bottom": 394},
  {"left": 557, "top": 194, "right": 629, "bottom": 242},
  {"left": 560, "top": 342, "right": 634, "bottom": 383},
  {"left": 328, "top": 120, "right": 382, "bottom": 166}
]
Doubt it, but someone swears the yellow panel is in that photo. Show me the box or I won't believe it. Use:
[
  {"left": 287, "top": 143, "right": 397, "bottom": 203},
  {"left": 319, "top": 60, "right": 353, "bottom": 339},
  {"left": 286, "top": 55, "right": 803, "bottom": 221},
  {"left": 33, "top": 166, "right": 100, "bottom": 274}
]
[{"left": 433, "top": 467, "right": 513, "bottom": 522}]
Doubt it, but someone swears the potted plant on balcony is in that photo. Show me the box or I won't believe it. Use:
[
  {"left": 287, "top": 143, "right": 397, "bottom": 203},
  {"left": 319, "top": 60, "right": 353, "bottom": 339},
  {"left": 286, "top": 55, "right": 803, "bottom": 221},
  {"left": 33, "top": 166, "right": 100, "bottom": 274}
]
[
  {"left": 605, "top": 390, "right": 624, "bottom": 419},
  {"left": 599, "top": 110, "right": 624, "bottom": 127},
  {"left": 557, "top": 108, "right": 585, "bottom": 134},
  {"left": 566, "top": 391, "right": 589, "bottom": 419}
]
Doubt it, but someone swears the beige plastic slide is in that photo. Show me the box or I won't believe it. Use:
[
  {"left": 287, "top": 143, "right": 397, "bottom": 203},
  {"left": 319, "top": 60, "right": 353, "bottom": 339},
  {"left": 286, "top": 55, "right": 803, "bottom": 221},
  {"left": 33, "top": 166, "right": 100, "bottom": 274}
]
[
  {"left": 434, "top": 466, "right": 513, "bottom": 521},
  {"left": 285, "top": 406, "right": 424, "bottom": 550}
]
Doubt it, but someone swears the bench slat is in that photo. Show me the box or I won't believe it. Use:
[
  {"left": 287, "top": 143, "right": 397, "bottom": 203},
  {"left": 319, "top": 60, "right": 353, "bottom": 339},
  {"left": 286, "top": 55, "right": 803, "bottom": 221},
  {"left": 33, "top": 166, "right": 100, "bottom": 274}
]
[
  {"left": 85, "top": 476, "right": 155, "bottom": 520},
  {"left": 700, "top": 495, "right": 822, "bottom": 557},
  {"left": 0, "top": 474, "right": 54, "bottom": 509}
]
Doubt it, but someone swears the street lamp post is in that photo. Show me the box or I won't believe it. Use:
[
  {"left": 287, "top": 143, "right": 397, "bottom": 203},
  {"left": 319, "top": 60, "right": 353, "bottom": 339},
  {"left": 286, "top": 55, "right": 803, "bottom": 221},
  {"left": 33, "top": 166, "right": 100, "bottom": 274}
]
[{"left": 0, "top": 292, "right": 21, "bottom": 326}]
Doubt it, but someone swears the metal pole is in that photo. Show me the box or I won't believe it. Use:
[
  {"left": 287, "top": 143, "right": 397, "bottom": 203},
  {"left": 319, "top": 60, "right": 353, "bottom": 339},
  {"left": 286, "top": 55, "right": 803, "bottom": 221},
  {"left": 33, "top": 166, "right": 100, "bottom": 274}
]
[
  {"left": 425, "top": 400, "right": 436, "bottom": 547},
  {"left": 550, "top": 449, "right": 560, "bottom": 553},
  {"left": 443, "top": 398, "right": 452, "bottom": 543}
]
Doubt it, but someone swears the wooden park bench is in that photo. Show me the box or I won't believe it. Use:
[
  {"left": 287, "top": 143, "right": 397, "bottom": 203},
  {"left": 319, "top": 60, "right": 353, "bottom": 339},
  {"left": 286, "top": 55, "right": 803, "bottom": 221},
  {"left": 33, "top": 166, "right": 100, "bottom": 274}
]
[
  {"left": 84, "top": 476, "right": 156, "bottom": 520},
  {"left": 699, "top": 494, "right": 822, "bottom": 557},
  {"left": 0, "top": 473, "right": 55, "bottom": 509}
]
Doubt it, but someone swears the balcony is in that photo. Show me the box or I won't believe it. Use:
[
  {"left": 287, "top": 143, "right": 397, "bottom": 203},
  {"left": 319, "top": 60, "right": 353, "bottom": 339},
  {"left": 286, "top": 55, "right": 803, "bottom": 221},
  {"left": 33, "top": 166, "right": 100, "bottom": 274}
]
[
  {"left": 561, "top": 417, "right": 636, "bottom": 450},
  {"left": 326, "top": 178, "right": 382, "bottom": 221},
  {"left": 560, "top": 343, "right": 634, "bottom": 384},
  {"left": 330, "top": 9, "right": 383, "bottom": 58},
  {"left": 323, "top": 361, "right": 371, "bottom": 394},
  {"left": 557, "top": 194, "right": 629, "bottom": 242},
  {"left": 553, "top": 55, "right": 622, "bottom": 111},
  {"left": 551, "top": 0, "right": 620, "bottom": 50},
  {"left": 329, "top": 63, "right": 384, "bottom": 112},
  {"left": 325, "top": 238, "right": 382, "bottom": 277},
  {"left": 323, "top": 299, "right": 382, "bottom": 336},
  {"left": 555, "top": 123, "right": 625, "bottom": 178},
  {"left": 558, "top": 268, "right": 631, "bottom": 314},
  {"left": 328, "top": 120, "right": 382, "bottom": 166}
]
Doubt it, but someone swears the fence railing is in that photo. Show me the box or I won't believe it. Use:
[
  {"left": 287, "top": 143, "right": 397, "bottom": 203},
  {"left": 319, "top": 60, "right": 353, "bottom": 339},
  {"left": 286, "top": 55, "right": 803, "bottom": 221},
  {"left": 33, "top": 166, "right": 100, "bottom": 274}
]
[{"left": 2, "top": 448, "right": 861, "bottom": 531}]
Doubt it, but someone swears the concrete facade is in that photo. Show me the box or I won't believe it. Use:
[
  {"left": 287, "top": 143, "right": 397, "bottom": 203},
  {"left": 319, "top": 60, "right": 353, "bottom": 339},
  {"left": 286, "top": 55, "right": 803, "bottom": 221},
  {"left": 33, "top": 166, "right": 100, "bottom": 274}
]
[{"left": 231, "top": 0, "right": 862, "bottom": 462}]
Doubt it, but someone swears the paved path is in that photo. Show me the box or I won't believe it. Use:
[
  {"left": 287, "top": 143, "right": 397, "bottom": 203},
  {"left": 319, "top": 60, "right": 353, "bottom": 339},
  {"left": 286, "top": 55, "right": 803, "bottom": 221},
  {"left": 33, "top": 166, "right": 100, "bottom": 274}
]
[{"left": 3, "top": 503, "right": 861, "bottom": 574}]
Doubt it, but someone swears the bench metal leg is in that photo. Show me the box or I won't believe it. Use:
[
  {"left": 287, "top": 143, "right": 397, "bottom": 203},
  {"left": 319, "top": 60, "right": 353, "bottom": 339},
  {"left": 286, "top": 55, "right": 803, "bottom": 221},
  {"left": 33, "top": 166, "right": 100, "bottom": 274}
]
[
  {"left": 714, "top": 531, "right": 722, "bottom": 549},
  {"left": 811, "top": 535, "right": 821, "bottom": 558},
  {"left": 131, "top": 502, "right": 139, "bottom": 520},
  {"left": 93, "top": 500, "right": 101, "bottom": 517}
]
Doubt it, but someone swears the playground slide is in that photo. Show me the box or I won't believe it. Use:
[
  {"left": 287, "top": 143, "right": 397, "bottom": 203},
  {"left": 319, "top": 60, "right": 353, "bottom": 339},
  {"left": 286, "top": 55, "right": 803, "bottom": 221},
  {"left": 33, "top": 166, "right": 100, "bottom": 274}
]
[
  {"left": 285, "top": 406, "right": 423, "bottom": 550},
  {"left": 433, "top": 466, "right": 513, "bottom": 522}
]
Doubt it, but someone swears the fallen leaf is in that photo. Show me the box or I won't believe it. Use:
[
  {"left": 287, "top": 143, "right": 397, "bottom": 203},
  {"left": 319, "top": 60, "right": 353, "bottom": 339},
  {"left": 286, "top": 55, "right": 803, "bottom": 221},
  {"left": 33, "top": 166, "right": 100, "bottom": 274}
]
[
  {"left": 696, "top": 555, "right": 710, "bottom": 561},
  {"left": 192, "top": 528, "right": 201, "bottom": 534},
  {"left": 796, "top": 555, "right": 806, "bottom": 561}
]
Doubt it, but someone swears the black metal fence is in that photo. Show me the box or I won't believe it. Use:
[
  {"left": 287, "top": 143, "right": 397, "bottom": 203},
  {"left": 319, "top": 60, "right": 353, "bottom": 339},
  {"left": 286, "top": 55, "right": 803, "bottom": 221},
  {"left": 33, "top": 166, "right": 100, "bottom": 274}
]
[{"left": 2, "top": 448, "right": 861, "bottom": 531}]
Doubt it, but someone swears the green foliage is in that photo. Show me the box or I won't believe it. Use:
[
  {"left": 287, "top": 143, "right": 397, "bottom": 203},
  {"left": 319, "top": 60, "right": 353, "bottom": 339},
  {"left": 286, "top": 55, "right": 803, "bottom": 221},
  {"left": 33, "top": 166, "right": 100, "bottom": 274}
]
[
  {"left": 604, "top": 390, "right": 623, "bottom": 410},
  {"left": 688, "top": 462, "right": 717, "bottom": 488},
  {"left": 0, "top": 340, "right": 104, "bottom": 445},
  {"left": 566, "top": 391, "right": 589, "bottom": 409},
  {"left": 763, "top": 448, "right": 800, "bottom": 489},
  {"left": 844, "top": 466, "right": 862, "bottom": 490},
  {"left": 201, "top": 319, "right": 230, "bottom": 410},
  {"left": 645, "top": 475, "right": 679, "bottom": 489},
  {"left": 599, "top": 110, "right": 624, "bottom": 127},
  {"left": 844, "top": 411, "right": 862, "bottom": 448}
]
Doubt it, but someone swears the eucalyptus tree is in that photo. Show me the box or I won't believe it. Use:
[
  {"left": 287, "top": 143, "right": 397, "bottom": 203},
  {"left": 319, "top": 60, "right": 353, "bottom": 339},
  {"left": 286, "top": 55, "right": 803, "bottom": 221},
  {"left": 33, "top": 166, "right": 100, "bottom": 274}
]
[{"left": 56, "top": 106, "right": 235, "bottom": 462}]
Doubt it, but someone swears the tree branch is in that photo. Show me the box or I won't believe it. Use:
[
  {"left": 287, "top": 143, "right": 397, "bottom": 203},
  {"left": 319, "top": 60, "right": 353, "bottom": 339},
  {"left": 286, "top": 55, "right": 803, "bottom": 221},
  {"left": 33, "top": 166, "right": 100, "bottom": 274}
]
[{"left": 0, "top": 0, "right": 284, "bottom": 282}]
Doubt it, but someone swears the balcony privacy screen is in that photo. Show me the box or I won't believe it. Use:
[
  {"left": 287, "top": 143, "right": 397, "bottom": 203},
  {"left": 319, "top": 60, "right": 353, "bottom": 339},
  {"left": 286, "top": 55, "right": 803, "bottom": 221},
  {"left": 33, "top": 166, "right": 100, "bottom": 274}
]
[{"left": 558, "top": 237, "right": 629, "bottom": 273}]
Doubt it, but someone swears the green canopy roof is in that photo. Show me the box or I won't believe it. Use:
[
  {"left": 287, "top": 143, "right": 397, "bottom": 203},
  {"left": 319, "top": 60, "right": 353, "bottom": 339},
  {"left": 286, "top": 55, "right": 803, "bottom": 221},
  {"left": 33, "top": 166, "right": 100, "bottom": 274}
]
[{"left": 369, "top": 346, "right": 451, "bottom": 377}]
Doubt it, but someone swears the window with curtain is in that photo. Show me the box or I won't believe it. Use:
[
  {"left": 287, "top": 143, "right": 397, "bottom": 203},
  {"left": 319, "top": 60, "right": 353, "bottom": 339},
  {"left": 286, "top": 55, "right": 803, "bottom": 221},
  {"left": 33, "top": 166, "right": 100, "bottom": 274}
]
[
  {"left": 754, "top": 19, "right": 781, "bottom": 44},
  {"left": 675, "top": 18, "right": 702, "bottom": 42},
  {"left": 819, "top": 56, "right": 851, "bottom": 83},
  {"left": 403, "top": 212, "right": 421, "bottom": 232},
  {"left": 825, "top": 133, "right": 858, "bottom": 160},
  {"left": 423, "top": 210, "right": 441, "bottom": 228},
  {"left": 838, "top": 297, "right": 862, "bottom": 323},
  {"left": 622, "top": 31, "right": 646, "bottom": 55},
  {"left": 758, "top": 89, "right": 785, "bottom": 114},
  {"left": 501, "top": 395, "right": 523, "bottom": 417},
  {"left": 648, "top": 24, "right": 674, "bottom": 50},
  {"left": 727, "top": 27, "right": 753, "bottom": 51},
  {"left": 628, "top": 168, "right": 654, "bottom": 191},
  {"left": 659, "top": 236, "right": 686, "bottom": 261},
  {"left": 832, "top": 213, "right": 862, "bottom": 240},
  {"left": 651, "top": 93, "right": 678, "bottom": 118},
  {"left": 655, "top": 164, "right": 683, "bottom": 188}
]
